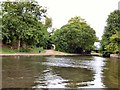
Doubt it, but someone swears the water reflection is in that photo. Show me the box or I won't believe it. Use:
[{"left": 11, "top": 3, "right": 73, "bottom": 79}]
[
  {"left": 2, "top": 56, "right": 47, "bottom": 88},
  {"left": 102, "top": 58, "right": 120, "bottom": 88},
  {"left": 2, "top": 56, "right": 120, "bottom": 88},
  {"left": 82, "top": 57, "right": 106, "bottom": 88},
  {"left": 34, "top": 56, "right": 105, "bottom": 88},
  {"left": 34, "top": 67, "right": 67, "bottom": 88}
]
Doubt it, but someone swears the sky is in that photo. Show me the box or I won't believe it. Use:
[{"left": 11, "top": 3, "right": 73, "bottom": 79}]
[{"left": 37, "top": 0, "right": 119, "bottom": 40}]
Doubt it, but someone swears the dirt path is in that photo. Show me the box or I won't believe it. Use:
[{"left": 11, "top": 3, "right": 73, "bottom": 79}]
[{"left": 42, "top": 50, "right": 69, "bottom": 55}]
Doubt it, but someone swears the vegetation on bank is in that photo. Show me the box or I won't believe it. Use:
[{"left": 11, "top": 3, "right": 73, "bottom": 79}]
[
  {"left": 51, "top": 16, "right": 97, "bottom": 54},
  {"left": 0, "top": 0, "right": 97, "bottom": 54},
  {"left": 1, "top": 0, "right": 52, "bottom": 51},
  {"left": 0, "top": 47, "right": 44, "bottom": 54},
  {"left": 0, "top": 0, "right": 119, "bottom": 55},
  {"left": 101, "top": 10, "right": 120, "bottom": 54}
]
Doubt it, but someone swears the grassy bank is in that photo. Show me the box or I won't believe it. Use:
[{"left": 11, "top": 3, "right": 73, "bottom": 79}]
[
  {"left": 0, "top": 47, "right": 45, "bottom": 54},
  {"left": 0, "top": 48, "right": 101, "bottom": 57},
  {"left": 0, "top": 46, "right": 102, "bottom": 57},
  {"left": 0, "top": 48, "right": 17, "bottom": 54}
]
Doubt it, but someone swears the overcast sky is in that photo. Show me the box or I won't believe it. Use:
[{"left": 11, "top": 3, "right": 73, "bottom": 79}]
[{"left": 37, "top": 0, "right": 119, "bottom": 39}]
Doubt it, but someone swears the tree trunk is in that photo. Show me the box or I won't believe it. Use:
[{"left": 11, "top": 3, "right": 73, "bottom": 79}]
[{"left": 18, "top": 38, "right": 21, "bottom": 51}]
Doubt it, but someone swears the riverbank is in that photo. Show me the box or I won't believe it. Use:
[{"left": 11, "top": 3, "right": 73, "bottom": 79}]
[
  {"left": 0, "top": 50, "right": 100, "bottom": 56},
  {"left": 110, "top": 54, "right": 120, "bottom": 58}
]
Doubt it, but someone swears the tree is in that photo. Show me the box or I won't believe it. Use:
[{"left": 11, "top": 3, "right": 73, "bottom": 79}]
[
  {"left": 44, "top": 17, "right": 53, "bottom": 49},
  {"left": 52, "top": 16, "right": 96, "bottom": 54},
  {"left": 101, "top": 10, "right": 120, "bottom": 53},
  {"left": 1, "top": 0, "right": 49, "bottom": 51},
  {"left": 106, "top": 32, "right": 120, "bottom": 53},
  {"left": 45, "top": 17, "right": 52, "bottom": 29}
]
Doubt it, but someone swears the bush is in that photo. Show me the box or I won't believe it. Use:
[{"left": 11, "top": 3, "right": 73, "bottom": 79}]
[
  {"left": 2, "top": 48, "right": 17, "bottom": 53},
  {"left": 32, "top": 47, "right": 44, "bottom": 53},
  {"left": 19, "top": 48, "right": 31, "bottom": 52},
  {"left": 102, "top": 51, "right": 111, "bottom": 57}
]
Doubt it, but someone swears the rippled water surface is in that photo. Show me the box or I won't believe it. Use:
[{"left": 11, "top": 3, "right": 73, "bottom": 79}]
[{"left": 2, "top": 56, "right": 120, "bottom": 88}]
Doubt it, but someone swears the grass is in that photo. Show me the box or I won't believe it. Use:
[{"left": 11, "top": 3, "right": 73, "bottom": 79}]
[
  {"left": 0, "top": 48, "right": 17, "bottom": 54},
  {"left": 0, "top": 47, "right": 45, "bottom": 54},
  {"left": 31, "top": 47, "right": 45, "bottom": 53}
]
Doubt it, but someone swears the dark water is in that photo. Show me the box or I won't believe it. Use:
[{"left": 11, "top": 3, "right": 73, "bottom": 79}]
[{"left": 2, "top": 56, "right": 120, "bottom": 88}]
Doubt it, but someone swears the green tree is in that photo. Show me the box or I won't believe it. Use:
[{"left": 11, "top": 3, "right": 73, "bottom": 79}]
[
  {"left": 1, "top": 0, "right": 49, "bottom": 51},
  {"left": 44, "top": 17, "right": 53, "bottom": 49},
  {"left": 45, "top": 17, "right": 52, "bottom": 29},
  {"left": 52, "top": 16, "right": 96, "bottom": 54},
  {"left": 101, "top": 10, "right": 120, "bottom": 53}
]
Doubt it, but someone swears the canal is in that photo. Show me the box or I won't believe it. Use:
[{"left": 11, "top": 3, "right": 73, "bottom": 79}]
[{"left": 2, "top": 56, "right": 120, "bottom": 88}]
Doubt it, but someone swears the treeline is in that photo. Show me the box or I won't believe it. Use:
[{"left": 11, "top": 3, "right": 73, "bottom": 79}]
[
  {"left": 1, "top": 0, "right": 97, "bottom": 54},
  {"left": 2, "top": 0, "right": 119, "bottom": 54},
  {"left": 101, "top": 10, "right": 120, "bottom": 54}
]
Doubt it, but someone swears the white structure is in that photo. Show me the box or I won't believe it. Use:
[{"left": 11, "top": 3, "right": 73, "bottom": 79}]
[{"left": 52, "top": 44, "right": 55, "bottom": 50}]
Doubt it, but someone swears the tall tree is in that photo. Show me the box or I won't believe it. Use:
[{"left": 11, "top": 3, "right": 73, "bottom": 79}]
[
  {"left": 101, "top": 10, "right": 120, "bottom": 53},
  {"left": 1, "top": 0, "right": 49, "bottom": 50},
  {"left": 45, "top": 17, "right": 52, "bottom": 29},
  {"left": 52, "top": 16, "right": 96, "bottom": 54}
]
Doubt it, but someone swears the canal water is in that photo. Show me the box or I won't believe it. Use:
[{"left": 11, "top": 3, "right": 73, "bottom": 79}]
[{"left": 2, "top": 56, "right": 120, "bottom": 88}]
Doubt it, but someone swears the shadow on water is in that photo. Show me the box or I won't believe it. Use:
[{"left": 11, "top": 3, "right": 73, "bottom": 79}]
[{"left": 2, "top": 56, "right": 120, "bottom": 89}]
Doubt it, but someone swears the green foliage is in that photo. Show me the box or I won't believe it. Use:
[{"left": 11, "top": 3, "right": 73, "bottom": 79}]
[
  {"left": 52, "top": 16, "right": 96, "bottom": 54},
  {"left": 1, "top": 48, "right": 17, "bottom": 53},
  {"left": 102, "top": 51, "right": 111, "bottom": 57},
  {"left": 1, "top": 46, "right": 45, "bottom": 53},
  {"left": 19, "top": 48, "right": 31, "bottom": 52},
  {"left": 1, "top": 0, "right": 49, "bottom": 50},
  {"left": 32, "top": 47, "right": 44, "bottom": 53},
  {"left": 45, "top": 17, "right": 52, "bottom": 28},
  {"left": 101, "top": 10, "right": 120, "bottom": 53}
]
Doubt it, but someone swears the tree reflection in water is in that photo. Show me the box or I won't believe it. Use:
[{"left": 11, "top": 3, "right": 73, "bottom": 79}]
[
  {"left": 2, "top": 56, "right": 120, "bottom": 88},
  {"left": 34, "top": 56, "right": 104, "bottom": 88},
  {"left": 102, "top": 58, "right": 120, "bottom": 88}
]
